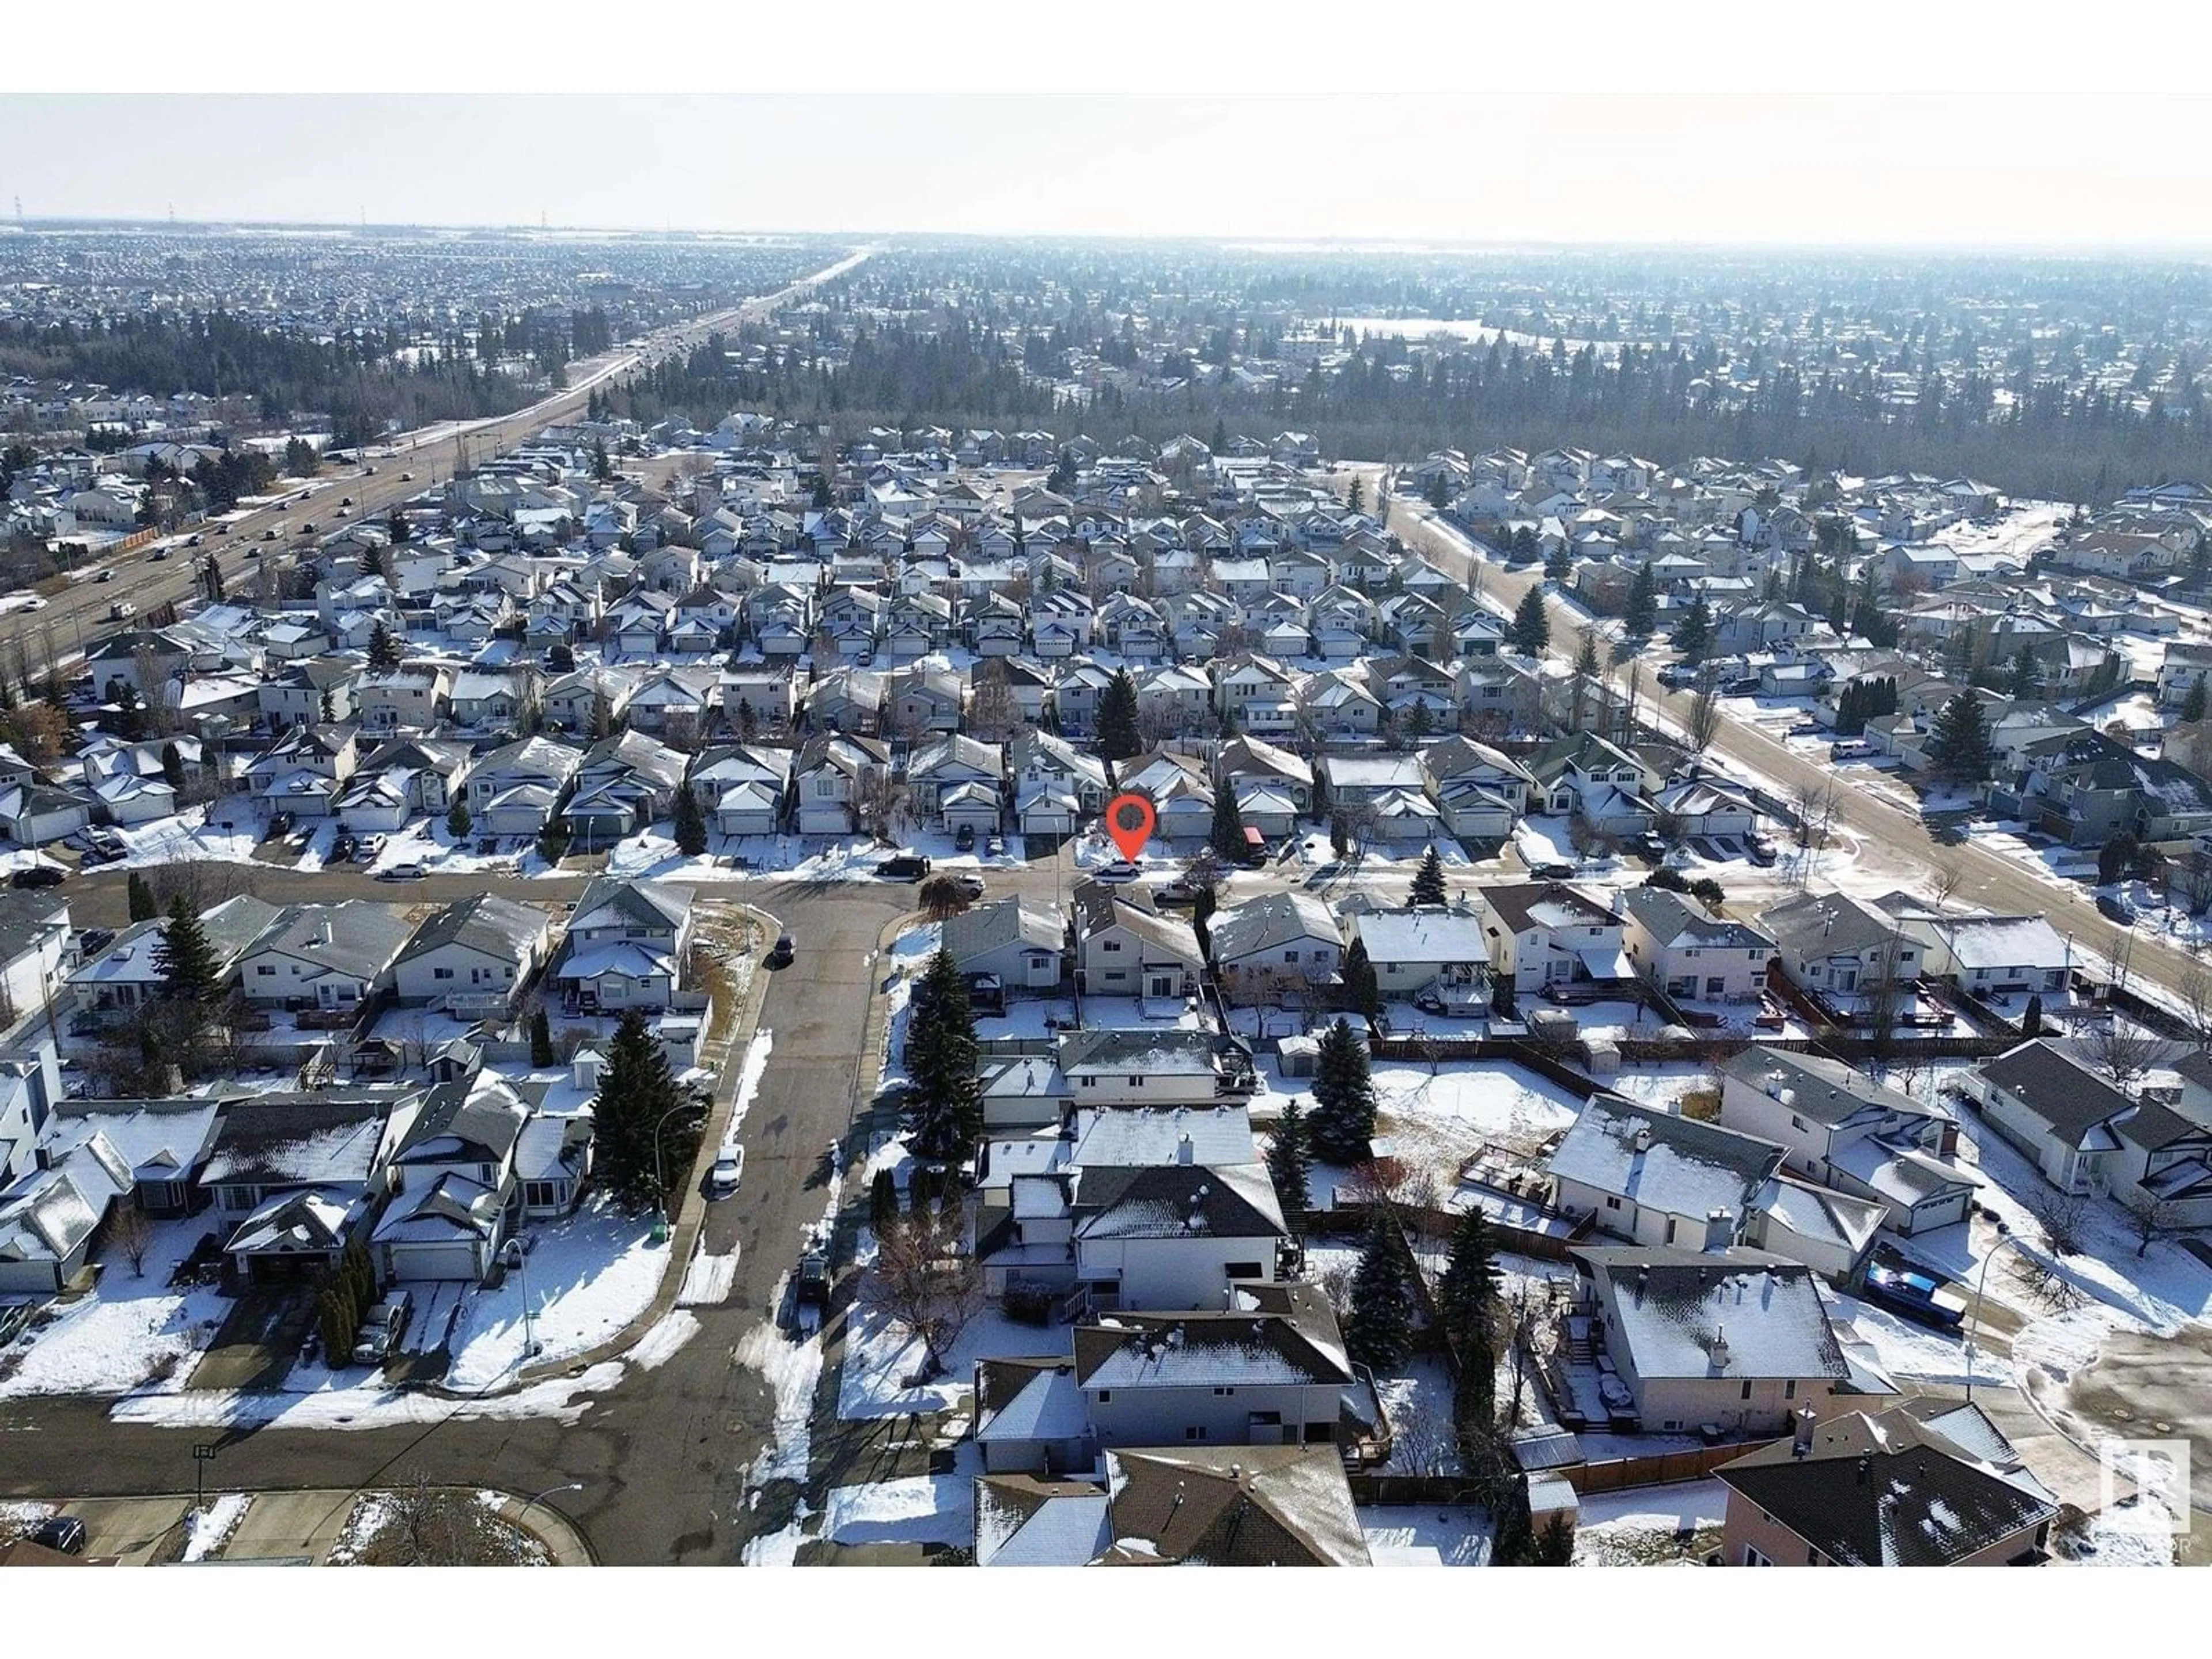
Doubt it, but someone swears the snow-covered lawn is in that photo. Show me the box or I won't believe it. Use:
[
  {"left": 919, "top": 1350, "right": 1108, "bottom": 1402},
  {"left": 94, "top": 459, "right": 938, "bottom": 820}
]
[
  {"left": 1571, "top": 1479, "right": 1728, "bottom": 1567},
  {"left": 1362, "top": 1059, "right": 1588, "bottom": 1196},
  {"left": 1373, "top": 1353, "right": 1460, "bottom": 1475},
  {"left": 111, "top": 1362, "right": 627, "bottom": 1430},
  {"left": 820, "top": 1468, "right": 975, "bottom": 1547},
  {"left": 1828, "top": 1294, "right": 2005, "bottom": 1389},
  {"left": 2052, "top": 1493, "right": 2179, "bottom": 1567},
  {"left": 180, "top": 1494, "right": 252, "bottom": 1563},
  {"left": 442, "top": 1195, "right": 669, "bottom": 1391},
  {"left": 837, "top": 1283, "right": 1055, "bottom": 1421},
  {"left": 112, "top": 808, "right": 261, "bottom": 870},
  {"left": 1359, "top": 1506, "right": 1494, "bottom": 1565},
  {"left": 0, "top": 1217, "right": 229, "bottom": 1399}
]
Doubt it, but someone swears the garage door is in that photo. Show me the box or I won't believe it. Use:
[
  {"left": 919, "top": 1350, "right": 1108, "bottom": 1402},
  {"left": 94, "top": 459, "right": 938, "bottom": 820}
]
[{"left": 385, "top": 1240, "right": 484, "bottom": 1283}]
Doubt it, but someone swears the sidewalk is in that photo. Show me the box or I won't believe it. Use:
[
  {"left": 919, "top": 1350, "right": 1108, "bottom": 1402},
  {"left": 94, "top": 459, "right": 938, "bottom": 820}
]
[
  {"left": 517, "top": 900, "right": 778, "bottom": 1388},
  {"left": 18, "top": 1487, "right": 593, "bottom": 1565}
]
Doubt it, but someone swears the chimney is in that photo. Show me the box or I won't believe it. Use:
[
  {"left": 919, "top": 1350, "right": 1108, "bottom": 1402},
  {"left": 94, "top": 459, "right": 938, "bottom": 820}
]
[
  {"left": 316, "top": 916, "right": 334, "bottom": 948},
  {"left": 1632, "top": 1126, "right": 1653, "bottom": 1154},
  {"left": 1763, "top": 1070, "right": 1785, "bottom": 1099},
  {"left": 1710, "top": 1325, "right": 1730, "bottom": 1371},
  {"left": 1705, "top": 1207, "right": 1735, "bottom": 1252},
  {"left": 1176, "top": 1132, "right": 1194, "bottom": 1165},
  {"left": 1791, "top": 1406, "right": 1817, "bottom": 1459}
]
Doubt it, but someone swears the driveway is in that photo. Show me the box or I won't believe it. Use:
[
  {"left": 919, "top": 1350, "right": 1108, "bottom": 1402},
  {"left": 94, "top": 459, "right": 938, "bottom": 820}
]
[{"left": 188, "top": 1286, "right": 315, "bottom": 1392}]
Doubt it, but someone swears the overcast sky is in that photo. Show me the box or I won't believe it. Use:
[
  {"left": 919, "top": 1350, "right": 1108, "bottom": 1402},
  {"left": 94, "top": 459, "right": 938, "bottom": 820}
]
[{"left": 6, "top": 4, "right": 2210, "bottom": 249}]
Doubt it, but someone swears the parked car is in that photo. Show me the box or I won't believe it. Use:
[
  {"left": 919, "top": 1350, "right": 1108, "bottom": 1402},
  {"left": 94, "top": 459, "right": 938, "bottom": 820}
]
[
  {"left": 954, "top": 824, "right": 975, "bottom": 852},
  {"left": 377, "top": 863, "right": 426, "bottom": 881},
  {"left": 1633, "top": 831, "right": 1667, "bottom": 862},
  {"left": 1859, "top": 1264, "right": 1967, "bottom": 1330},
  {"left": 400, "top": 471, "right": 415, "bottom": 481},
  {"left": 185, "top": 533, "right": 202, "bottom": 546},
  {"left": 26, "top": 1516, "right": 87, "bottom": 1556},
  {"left": 267, "top": 810, "right": 294, "bottom": 839},
  {"left": 953, "top": 873, "right": 987, "bottom": 900},
  {"left": 984, "top": 834, "right": 1006, "bottom": 857},
  {"left": 2096, "top": 892, "right": 2136, "bottom": 925},
  {"left": 1094, "top": 860, "right": 1142, "bottom": 885},
  {"left": 709, "top": 1145, "right": 747, "bottom": 1194},
  {"left": 1529, "top": 860, "right": 1577, "bottom": 881},
  {"left": 1746, "top": 836, "right": 1779, "bottom": 867},
  {"left": 10, "top": 865, "right": 66, "bottom": 889},
  {"left": 767, "top": 933, "right": 795, "bottom": 967},
  {"left": 350, "top": 1291, "right": 415, "bottom": 1366},
  {"left": 1152, "top": 876, "right": 1202, "bottom": 906},
  {"left": 339, "top": 496, "right": 354, "bottom": 507},
  {"left": 351, "top": 835, "right": 383, "bottom": 865},
  {"left": 877, "top": 853, "right": 931, "bottom": 880},
  {"left": 329, "top": 833, "right": 355, "bottom": 863}
]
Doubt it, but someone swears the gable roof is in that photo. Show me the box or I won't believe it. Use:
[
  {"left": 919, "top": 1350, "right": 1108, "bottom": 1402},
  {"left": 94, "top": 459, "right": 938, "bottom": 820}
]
[
  {"left": 1548, "top": 1094, "right": 1783, "bottom": 1223},
  {"left": 1099, "top": 1446, "right": 1371, "bottom": 1567}
]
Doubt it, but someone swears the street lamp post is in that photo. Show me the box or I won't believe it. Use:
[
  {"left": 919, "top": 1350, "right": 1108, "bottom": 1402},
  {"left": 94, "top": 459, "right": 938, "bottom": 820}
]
[
  {"left": 1963, "top": 1220, "right": 2031, "bottom": 1404},
  {"left": 650, "top": 1097, "right": 704, "bottom": 1245},
  {"left": 502, "top": 1239, "right": 537, "bottom": 1361}
]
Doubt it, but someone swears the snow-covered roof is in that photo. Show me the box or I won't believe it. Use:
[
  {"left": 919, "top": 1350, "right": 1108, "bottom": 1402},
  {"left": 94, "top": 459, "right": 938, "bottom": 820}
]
[{"left": 1575, "top": 1245, "right": 1854, "bottom": 1383}]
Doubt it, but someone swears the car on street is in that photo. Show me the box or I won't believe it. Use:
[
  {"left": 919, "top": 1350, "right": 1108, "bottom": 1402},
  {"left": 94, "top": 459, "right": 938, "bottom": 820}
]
[
  {"left": 767, "top": 933, "right": 795, "bottom": 967},
  {"left": 400, "top": 471, "right": 415, "bottom": 481},
  {"left": 1529, "top": 860, "right": 1577, "bottom": 880},
  {"left": 709, "top": 1146, "right": 747, "bottom": 1194},
  {"left": 149, "top": 547, "right": 169, "bottom": 560},
  {"left": 340, "top": 496, "right": 354, "bottom": 507},
  {"left": 377, "top": 863, "right": 426, "bottom": 881},
  {"left": 94, "top": 568, "right": 114, "bottom": 582},
  {"left": 1094, "top": 860, "right": 1142, "bottom": 884},
  {"left": 953, "top": 872, "right": 986, "bottom": 900},
  {"left": 26, "top": 1516, "right": 88, "bottom": 1556},
  {"left": 2096, "top": 892, "right": 2136, "bottom": 925},
  {"left": 351, "top": 1291, "right": 415, "bottom": 1366},
  {"left": 262, "top": 527, "right": 281, "bottom": 541},
  {"left": 186, "top": 533, "right": 202, "bottom": 546},
  {"left": 1152, "top": 876, "right": 1203, "bottom": 906},
  {"left": 877, "top": 853, "right": 931, "bottom": 880}
]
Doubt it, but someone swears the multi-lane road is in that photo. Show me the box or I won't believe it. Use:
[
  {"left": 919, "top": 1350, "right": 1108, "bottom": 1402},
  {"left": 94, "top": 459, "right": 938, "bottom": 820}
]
[{"left": 0, "top": 245, "right": 874, "bottom": 670}]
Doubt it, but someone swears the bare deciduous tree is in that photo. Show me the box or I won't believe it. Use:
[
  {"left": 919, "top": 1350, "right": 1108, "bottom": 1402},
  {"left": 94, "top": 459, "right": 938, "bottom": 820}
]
[
  {"left": 108, "top": 1203, "right": 154, "bottom": 1278},
  {"left": 1685, "top": 664, "right": 1724, "bottom": 753},
  {"left": 869, "top": 1204, "right": 980, "bottom": 1381},
  {"left": 1928, "top": 857, "right": 1965, "bottom": 911},
  {"left": 2077, "top": 1016, "right": 2174, "bottom": 1089}
]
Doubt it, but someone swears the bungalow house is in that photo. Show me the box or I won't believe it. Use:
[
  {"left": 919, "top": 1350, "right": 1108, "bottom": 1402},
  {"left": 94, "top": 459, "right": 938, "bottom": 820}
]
[
  {"left": 1651, "top": 775, "right": 1760, "bottom": 842},
  {"left": 1071, "top": 887, "right": 1205, "bottom": 1002},
  {"left": 1056, "top": 1028, "right": 1252, "bottom": 1108},
  {"left": 1718, "top": 1049, "right": 1975, "bottom": 1235},
  {"left": 1420, "top": 736, "right": 1536, "bottom": 840},
  {"left": 1715, "top": 1404, "right": 2058, "bottom": 1567},
  {"left": 1206, "top": 893, "right": 1344, "bottom": 1006},
  {"left": 64, "top": 895, "right": 279, "bottom": 1024},
  {"left": 1113, "top": 752, "right": 1215, "bottom": 845},
  {"left": 1760, "top": 890, "right": 1918, "bottom": 1010},
  {"left": 1547, "top": 1096, "right": 1782, "bottom": 1251},
  {"left": 198, "top": 1092, "right": 419, "bottom": 1287},
  {"left": 941, "top": 899, "right": 1067, "bottom": 1004},
  {"left": 1479, "top": 882, "right": 1632, "bottom": 997},
  {"left": 392, "top": 893, "right": 551, "bottom": 1018},
  {"left": 236, "top": 902, "right": 414, "bottom": 1014},
  {"left": 1877, "top": 898, "right": 2071, "bottom": 998},
  {"left": 1347, "top": 907, "right": 1490, "bottom": 1010},
  {"left": 1567, "top": 1244, "right": 1873, "bottom": 1437},
  {"left": 1969, "top": 1040, "right": 2172, "bottom": 1201},
  {"left": 1619, "top": 887, "right": 1775, "bottom": 1004}
]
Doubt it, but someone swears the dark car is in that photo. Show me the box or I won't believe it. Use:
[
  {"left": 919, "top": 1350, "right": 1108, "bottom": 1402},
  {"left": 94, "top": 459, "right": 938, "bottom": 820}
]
[
  {"left": 2096, "top": 892, "right": 2137, "bottom": 925},
  {"left": 878, "top": 854, "right": 931, "bottom": 880},
  {"left": 767, "top": 933, "right": 795, "bottom": 967},
  {"left": 1530, "top": 860, "right": 1577, "bottom": 881},
  {"left": 10, "top": 865, "right": 67, "bottom": 888},
  {"left": 954, "top": 824, "right": 976, "bottom": 852},
  {"left": 27, "top": 1516, "right": 88, "bottom": 1555}
]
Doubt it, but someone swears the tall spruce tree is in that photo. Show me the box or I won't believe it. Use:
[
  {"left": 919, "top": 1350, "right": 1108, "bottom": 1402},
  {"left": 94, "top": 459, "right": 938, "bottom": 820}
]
[
  {"left": 1208, "top": 783, "right": 1247, "bottom": 863},
  {"left": 1309, "top": 1017, "right": 1377, "bottom": 1164},
  {"left": 2008, "top": 647, "right": 2044, "bottom": 702},
  {"left": 1624, "top": 559, "right": 1658, "bottom": 639},
  {"left": 154, "top": 893, "right": 222, "bottom": 1006},
  {"left": 903, "top": 948, "right": 982, "bottom": 1162},
  {"left": 590, "top": 1007, "right": 698, "bottom": 1211},
  {"left": 1340, "top": 937, "right": 1380, "bottom": 1017},
  {"left": 1436, "top": 1206, "right": 1502, "bottom": 1349},
  {"left": 1929, "top": 691, "right": 1995, "bottom": 783},
  {"left": 529, "top": 1005, "right": 555, "bottom": 1068},
  {"left": 1410, "top": 844, "right": 1448, "bottom": 907},
  {"left": 1344, "top": 1211, "right": 1416, "bottom": 1372},
  {"left": 1671, "top": 593, "right": 1712, "bottom": 662},
  {"left": 672, "top": 784, "right": 708, "bottom": 856},
  {"left": 367, "top": 619, "right": 402, "bottom": 670},
  {"left": 1509, "top": 588, "right": 1550, "bottom": 656},
  {"left": 1096, "top": 668, "right": 1141, "bottom": 762},
  {"left": 2186, "top": 676, "right": 2209, "bottom": 725},
  {"left": 1265, "top": 1097, "right": 1313, "bottom": 1217}
]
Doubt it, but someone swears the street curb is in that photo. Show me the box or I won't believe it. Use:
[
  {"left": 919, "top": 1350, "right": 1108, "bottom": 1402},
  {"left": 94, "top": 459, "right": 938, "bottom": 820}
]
[{"left": 512, "top": 897, "right": 780, "bottom": 1389}]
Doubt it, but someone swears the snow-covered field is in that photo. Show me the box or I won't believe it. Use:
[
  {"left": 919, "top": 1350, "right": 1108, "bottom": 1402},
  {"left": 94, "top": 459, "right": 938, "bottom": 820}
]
[
  {"left": 443, "top": 1195, "right": 668, "bottom": 1390},
  {"left": 1360, "top": 1506, "right": 1494, "bottom": 1566},
  {"left": 0, "top": 1217, "right": 229, "bottom": 1399},
  {"left": 1570, "top": 1479, "right": 1728, "bottom": 1567}
]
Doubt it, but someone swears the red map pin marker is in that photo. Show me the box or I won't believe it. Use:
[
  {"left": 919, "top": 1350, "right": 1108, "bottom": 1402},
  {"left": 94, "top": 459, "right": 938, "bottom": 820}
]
[{"left": 1106, "top": 791, "right": 1156, "bottom": 862}]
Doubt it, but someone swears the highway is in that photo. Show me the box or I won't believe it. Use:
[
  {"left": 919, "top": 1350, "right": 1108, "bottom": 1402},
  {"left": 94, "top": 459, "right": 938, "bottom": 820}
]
[
  {"left": 1378, "top": 489, "right": 2210, "bottom": 1011},
  {"left": 0, "top": 245, "right": 874, "bottom": 671}
]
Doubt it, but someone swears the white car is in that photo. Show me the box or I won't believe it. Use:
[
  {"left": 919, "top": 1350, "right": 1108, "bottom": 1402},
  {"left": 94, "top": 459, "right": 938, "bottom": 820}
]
[
  {"left": 709, "top": 1146, "right": 746, "bottom": 1194},
  {"left": 1094, "top": 860, "right": 1142, "bottom": 885}
]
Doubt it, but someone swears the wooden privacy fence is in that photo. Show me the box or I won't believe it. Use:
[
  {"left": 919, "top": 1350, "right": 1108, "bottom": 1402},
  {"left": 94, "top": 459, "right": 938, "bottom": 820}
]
[{"left": 1556, "top": 1442, "right": 1759, "bottom": 1494}]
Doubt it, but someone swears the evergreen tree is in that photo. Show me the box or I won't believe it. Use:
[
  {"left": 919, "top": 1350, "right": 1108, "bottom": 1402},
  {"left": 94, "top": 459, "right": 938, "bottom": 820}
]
[
  {"left": 1544, "top": 541, "right": 1573, "bottom": 585},
  {"left": 2008, "top": 647, "right": 2044, "bottom": 702},
  {"left": 446, "top": 798, "right": 472, "bottom": 840},
  {"left": 1671, "top": 593, "right": 1713, "bottom": 663},
  {"left": 1343, "top": 1211, "right": 1416, "bottom": 1372},
  {"left": 1532, "top": 1512, "right": 1575, "bottom": 1565},
  {"left": 870, "top": 1167, "right": 899, "bottom": 1233},
  {"left": 127, "top": 872, "right": 158, "bottom": 923},
  {"left": 2022, "top": 993, "right": 2043, "bottom": 1037},
  {"left": 1340, "top": 937, "right": 1380, "bottom": 1017},
  {"left": 903, "top": 949, "right": 982, "bottom": 1162},
  {"left": 1309, "top": 1017, "right": 1378, "bottom": 1164},
  {"left": 1207, "top": 783, "right": 1246, "bottom": 863},
  {"left": 1096, "top": 668, "right": 1141, "bottom": 762},
  {"left": 319, "top": 1281, "right": 358, "bottom": 1361},
  {"left": 1491, "top": 1474, "right": 1538, "bottom": 1566},
  {"left": 1508, "top": 587, "right": 1550, "bottom": 656},
  {"left": 1409, "top": 844, "right": 1448, "bottom": 907},
  {"left": 367, "top": 619, "right": 402, "bottom": 671},
  {"left": 154, "top": 893, "right": 222, "bottom": 1007},
  {"left": 590, "top": 1007, "right": 699, "bottom": 1211},
  {"left": 1265, "top": 1097, "right": 1312, "bottom": 1217},
  {"left": 160, "top": 741, "right": 186, "bottom": 794},
  {"left": 1624, "top": 559, "right": 1658, "bottom": 639},
  {"left": 672, "top": 785, "right": 708, "bottom": 857},
  {"left": 2186, "top": 676, "right": 2210, "bottom": 725},
  {"left": 1346, "top": 476, "right": 1364, "bottom": 514},
  {"left": 529, "top": 1005, "right": 555, "bottom": 1068},
  {"left": 1436, "top": 1206, "right": 1501, "bottom": 1350},
  {"left": 1929, "top": 691, "right": 1995, "bottom": 783}
]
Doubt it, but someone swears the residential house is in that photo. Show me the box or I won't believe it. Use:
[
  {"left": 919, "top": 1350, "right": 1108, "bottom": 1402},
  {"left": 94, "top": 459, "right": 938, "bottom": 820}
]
[
  {"left": 1206, "top": 893, "right": 1343, "bottom": 1006},
  {"left": 392, "top": 893, "right": 552, "bottom": 1018},
  {"left": 1479, "top": 882, "right": 1631, "bottom": 997},
  {"left": 236, "top": 902, "right": 414, "bottom": 1014},
  {"left": 556, "top": 877, "right": 692, "bottom": 1012},
  {"left": 791, "top": 733, "right": 891, "bottom": 835},
  {"left": 198, "top": 1092, "right": 419, "bottom": 1287},
  {"left": 1056, "top": 1028, "right": 1253, "bottom": 1108},
  {"left": 1547, "top": 1096, "right": 1781, "bottom": 1251},
  {"left": 1760, "top": 890, "right": 1918, "bottom": 1007},
  {"left": 465, "top": 735, "right": 585, "bottom": 836},
  {"left": 1071, "top": 887, "right": 1205, "bottom": 1002},
  {"left": 1619, "top": 887, "right": 1776, "bottom": 1004},
  {"left": 373, "top": 1075, "right": 531, "bottom": 1282},
  {"left": 941, "top": 899, "right": 1067, "bottom": 1005}
]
